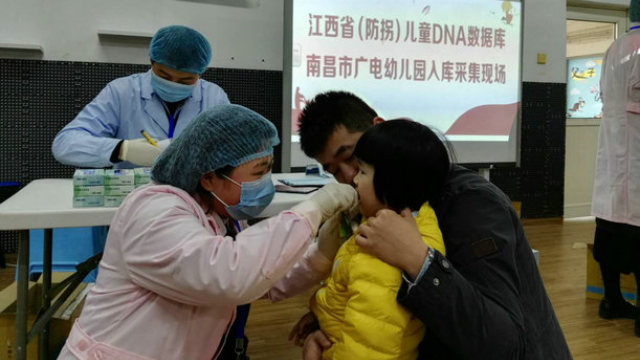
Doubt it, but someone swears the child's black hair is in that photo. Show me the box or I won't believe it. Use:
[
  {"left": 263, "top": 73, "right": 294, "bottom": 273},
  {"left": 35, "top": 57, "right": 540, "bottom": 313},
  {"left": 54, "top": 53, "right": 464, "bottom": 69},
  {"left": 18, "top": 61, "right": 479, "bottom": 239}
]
[{"left": 353, "top": 119, "right": 451, "bottom": 212}]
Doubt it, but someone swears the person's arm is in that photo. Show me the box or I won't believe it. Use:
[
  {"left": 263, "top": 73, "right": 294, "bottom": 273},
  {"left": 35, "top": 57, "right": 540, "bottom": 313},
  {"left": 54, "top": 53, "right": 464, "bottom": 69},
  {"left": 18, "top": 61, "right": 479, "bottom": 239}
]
[
  {"left": 358, "top": 190, "right": 525, "bottom": 359},
  {"left": 265, "top": 242, "right": 331, "bottom": 302},
  {"left": 117, "top": 192, "right": 315, "bottom": 307},
  {"left": 267, "top": 209, "right": 353, "bottom": 301},
  {"left": 119, "top": 183, "right": 357, "bottom": 307},
  {"left": 52, "top": 83, "right": 123, "bottom": 168}
]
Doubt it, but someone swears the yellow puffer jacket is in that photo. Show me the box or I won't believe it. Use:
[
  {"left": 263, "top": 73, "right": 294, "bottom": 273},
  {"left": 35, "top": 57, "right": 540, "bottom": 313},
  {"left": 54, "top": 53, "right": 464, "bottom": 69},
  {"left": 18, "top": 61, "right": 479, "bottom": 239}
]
[{"left": 310, "top": 202, "right": 445, "bottom": 360}]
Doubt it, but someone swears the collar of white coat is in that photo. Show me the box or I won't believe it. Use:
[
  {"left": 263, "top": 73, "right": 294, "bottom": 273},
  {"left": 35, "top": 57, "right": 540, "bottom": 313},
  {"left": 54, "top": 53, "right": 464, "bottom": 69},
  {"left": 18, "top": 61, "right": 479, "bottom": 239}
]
[
  {"left": 140, "top": 69, "right": 203, "bottom": 102},
  {"left": 631, "top": 22, "right": 640, "bottom": 31}
]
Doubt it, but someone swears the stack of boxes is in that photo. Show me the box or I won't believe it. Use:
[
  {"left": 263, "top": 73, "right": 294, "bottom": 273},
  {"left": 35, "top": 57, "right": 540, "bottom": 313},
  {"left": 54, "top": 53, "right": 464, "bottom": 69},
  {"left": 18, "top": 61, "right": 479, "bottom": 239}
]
[
  {"left": 72, "top": 168, "right": 152, "bottom": 208},
  {"left": 134, "top": 168, "right": 152, "bottom": 188},
  {"left": 73, "top": 169, "right": 105, "bottom": 208},
  {"left": 104, "top": 169, "right": 135, "bottom": 207}
]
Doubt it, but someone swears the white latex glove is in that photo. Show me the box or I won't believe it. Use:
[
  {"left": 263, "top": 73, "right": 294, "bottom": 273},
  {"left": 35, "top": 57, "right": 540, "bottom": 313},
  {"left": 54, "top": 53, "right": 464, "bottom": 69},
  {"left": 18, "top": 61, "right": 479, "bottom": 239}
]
[
  {"left": 316, "top": 203, "right": 360, "bottom": 260},
  {"left": 119, "top": 138, "right": 162, "bottom": 166},
  {"left": 156, "top": 138, "right": 172, "bottom": 150},
  {"left": 291, "top": 183, "right": 359, "bottom": 235}
]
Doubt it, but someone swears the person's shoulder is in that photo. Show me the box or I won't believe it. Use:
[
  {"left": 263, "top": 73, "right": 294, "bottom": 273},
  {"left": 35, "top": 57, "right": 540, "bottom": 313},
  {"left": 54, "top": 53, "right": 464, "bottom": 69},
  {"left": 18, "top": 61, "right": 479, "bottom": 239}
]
[
  {"left": 199, "top": 78, "right": 228, "bottom": 99},
  {"left": 105, "top": 72, "right": 147, "bottom": 96},
  {"left": 108, "top": 72, "right": 145, "bottom": 86},
  {"left": 439, "top": 165, "right": 511, "bottom": 211},
  {"left": 442, "top": 166, "right": 489, "bottom": 195},
  {"left": 199, "top": 78, "right": 225, "bottom": 91},
  {"left": 120, "top": 183, "right": 201, "bottom": 219}
]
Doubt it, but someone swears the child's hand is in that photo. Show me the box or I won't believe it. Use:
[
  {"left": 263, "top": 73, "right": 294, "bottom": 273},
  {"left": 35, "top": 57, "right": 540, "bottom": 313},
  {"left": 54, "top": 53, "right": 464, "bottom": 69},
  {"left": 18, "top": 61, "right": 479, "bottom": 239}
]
[
  {"left": 303, "top": 330, "right": 332, "bottom": 360},
  {"left": 289, "top": 311, "right": 320, "bottom": 346}
]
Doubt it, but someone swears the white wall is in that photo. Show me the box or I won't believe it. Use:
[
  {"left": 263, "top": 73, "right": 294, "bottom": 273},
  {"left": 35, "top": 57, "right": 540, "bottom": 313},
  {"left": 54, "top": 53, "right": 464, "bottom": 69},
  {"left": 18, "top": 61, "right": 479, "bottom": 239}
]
[
  {"left": 565, "top": 120, "right": 601, "bottom": 217},
  {"left": 0, "top": 0, "right": 284, "bottom": 70},
  {"left": 522, "top": 0, "right": 567, "bottom": 83},
  {"left": 0, "top": 0, "right": 574, "bottom": 80}
]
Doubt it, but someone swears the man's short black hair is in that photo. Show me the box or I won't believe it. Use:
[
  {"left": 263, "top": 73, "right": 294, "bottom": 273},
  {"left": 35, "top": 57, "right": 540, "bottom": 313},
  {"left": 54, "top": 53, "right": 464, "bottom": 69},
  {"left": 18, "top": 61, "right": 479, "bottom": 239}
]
[
  {"left": 298, "top": 91, "right": 378, "bottom": 158},
  {"left": 353, "top": 119, "right": 451, "bottom": 212}
]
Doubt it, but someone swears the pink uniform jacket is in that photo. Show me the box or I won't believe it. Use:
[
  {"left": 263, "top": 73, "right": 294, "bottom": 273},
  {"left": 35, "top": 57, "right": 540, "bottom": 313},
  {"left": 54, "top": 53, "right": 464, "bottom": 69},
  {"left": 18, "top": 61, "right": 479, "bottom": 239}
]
[{"left": 58, "top": 184, "right": 330, "bottom": 360}]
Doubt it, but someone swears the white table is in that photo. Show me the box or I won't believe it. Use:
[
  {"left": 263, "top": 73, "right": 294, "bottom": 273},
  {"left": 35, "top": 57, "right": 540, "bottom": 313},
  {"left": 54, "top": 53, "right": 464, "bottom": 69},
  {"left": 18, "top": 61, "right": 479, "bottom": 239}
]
[
  {"left": 0, "top": 173, "right": 318, "bottom": 360},
  {"left": 0, "top": 173, "right": 316, "bottom": 229}
]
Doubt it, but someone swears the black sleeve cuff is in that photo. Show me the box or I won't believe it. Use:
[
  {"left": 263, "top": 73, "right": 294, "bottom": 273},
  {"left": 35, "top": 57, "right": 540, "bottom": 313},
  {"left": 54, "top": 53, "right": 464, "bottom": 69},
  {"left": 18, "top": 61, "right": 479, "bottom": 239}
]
[{"left": 110, "top": 140, "right": 124, "bottom": 163}]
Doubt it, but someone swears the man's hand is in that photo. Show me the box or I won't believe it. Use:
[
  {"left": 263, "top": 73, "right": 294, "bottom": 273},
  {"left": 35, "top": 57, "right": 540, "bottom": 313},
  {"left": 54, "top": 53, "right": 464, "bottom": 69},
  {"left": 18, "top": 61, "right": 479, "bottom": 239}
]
[
  {"left": 356, "top": 209, "right": 429, "bottom": 278},
  {"left": 289, "top": 311, "right": 320, "bottom": 347},
  {"left": 119, "top": 138, "right": 162, "bottom": 166},
  {"left": 302, "top": 330, "right": 332, "bottom": 360}
]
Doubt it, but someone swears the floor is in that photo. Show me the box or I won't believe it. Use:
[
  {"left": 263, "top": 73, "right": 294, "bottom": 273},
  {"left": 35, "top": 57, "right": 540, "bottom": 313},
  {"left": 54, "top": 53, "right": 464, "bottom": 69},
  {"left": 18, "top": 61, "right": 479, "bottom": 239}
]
[{"left": 1, "top": 218, "right": 638, "bottom": 359}]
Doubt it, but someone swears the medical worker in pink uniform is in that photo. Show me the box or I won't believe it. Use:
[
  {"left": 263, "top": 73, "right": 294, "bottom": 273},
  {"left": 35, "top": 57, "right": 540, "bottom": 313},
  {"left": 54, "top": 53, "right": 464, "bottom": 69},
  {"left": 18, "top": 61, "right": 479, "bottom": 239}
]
[{"left": 57, "top": 104, "right": 358, "bottom": 360}]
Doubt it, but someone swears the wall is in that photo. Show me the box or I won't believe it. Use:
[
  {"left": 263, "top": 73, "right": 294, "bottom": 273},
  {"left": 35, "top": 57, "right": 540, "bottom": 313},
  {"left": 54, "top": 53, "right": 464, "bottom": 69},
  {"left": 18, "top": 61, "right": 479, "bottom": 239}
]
[
  {"left": 490, "top": 0, "right": 568, "bottom": 218},
  {"left": 563, "top": 7, "right": 626, "bottom": 217},
  {"left": 0, "top": 0, "right": 614, "bottom": 235},
  {"left": 522, "top": 0, "right": 567, "bottom": 83},
  {"left": 564, "top": 120, "right": 601, "bottom": 217},
  {"left": 0, "top": 0, "right": 284, "bottom": 70}
]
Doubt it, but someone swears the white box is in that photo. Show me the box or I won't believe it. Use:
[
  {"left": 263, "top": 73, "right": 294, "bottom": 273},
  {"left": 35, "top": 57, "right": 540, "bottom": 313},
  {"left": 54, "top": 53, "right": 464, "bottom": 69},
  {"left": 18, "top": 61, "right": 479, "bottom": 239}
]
[
  {"left": 72, "top": 169, "right": 105, "bottom": 186},
  {"left": 104, "top": 169, "right": 134, "bottom": 186}
]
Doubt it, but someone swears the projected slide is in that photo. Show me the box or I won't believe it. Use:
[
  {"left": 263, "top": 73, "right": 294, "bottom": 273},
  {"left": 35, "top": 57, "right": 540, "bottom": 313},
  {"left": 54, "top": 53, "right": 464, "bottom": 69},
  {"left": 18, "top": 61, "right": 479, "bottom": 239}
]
[{"left": 289, "top": 0, "right": 522, "bottom": 165}]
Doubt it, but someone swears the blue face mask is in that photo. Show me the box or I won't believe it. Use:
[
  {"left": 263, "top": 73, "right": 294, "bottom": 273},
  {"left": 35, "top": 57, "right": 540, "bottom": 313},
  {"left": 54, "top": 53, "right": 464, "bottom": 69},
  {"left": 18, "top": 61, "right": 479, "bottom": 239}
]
[
  {"left": 210, "top": 172, "right": 275, "bottom": 220},
  {"left": 150, "top": 71, "right": 196, "bottom": 102}
]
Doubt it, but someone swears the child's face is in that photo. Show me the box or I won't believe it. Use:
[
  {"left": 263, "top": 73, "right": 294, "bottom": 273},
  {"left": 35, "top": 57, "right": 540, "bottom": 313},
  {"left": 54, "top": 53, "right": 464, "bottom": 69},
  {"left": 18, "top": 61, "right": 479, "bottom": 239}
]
[{"left": 353, "top": 161, "right": 386, "bottom": 218}]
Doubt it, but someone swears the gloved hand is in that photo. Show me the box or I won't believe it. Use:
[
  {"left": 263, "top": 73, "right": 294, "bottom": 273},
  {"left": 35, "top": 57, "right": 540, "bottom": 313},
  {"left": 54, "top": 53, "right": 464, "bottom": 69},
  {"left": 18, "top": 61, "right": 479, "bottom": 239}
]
[
  {"left": 291, "top": 183, "right": 359, "bottom": 234},
  {"left": 118, "top": 138, "right": 162, "bottom": 166},
  {"left": 316, "top": 203, "right": 360, "bottom": 259}
]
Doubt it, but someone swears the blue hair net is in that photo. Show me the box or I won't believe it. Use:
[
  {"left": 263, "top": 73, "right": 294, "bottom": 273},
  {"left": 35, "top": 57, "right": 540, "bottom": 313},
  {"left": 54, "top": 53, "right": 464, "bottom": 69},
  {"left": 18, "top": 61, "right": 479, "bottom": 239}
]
[
  {"left": 152, "top": 105, "right": 280, "bottom": 193},
  {"left": 632, "top": 0, "right": 640, "bottom": 22},
  {"left": 149, "top": 25, "right": 212, "bottom": 74}
]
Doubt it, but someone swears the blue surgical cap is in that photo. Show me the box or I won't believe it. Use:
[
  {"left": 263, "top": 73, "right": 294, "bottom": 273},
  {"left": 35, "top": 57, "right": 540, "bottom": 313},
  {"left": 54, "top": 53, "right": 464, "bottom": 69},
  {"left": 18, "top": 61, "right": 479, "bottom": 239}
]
[
  {"left": 152, "top": 104, "right": 280, "bottom": 193},
  {"left": 632, "top": 0, "right": 640, "bottom": 22},
  {"left": 149, "top": 25, "right": 212, "bottom": 74}
]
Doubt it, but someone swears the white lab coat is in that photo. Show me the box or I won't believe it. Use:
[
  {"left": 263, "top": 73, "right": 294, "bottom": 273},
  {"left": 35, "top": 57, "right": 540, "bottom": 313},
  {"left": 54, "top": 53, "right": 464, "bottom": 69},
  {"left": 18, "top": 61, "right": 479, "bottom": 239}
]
[
  {"left": 51, "top": 70, "right": 229, "bottom": 169},
  {"left": 592, "top": 23, "right": 640, "bottom": 226}
]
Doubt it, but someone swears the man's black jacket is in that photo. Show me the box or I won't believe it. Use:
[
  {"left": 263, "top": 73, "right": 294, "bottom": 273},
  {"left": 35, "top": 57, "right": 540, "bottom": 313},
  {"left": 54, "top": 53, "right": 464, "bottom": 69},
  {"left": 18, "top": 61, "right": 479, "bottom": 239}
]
[{"left": 398, "top": 166, "right": 572, "bottom": 359}]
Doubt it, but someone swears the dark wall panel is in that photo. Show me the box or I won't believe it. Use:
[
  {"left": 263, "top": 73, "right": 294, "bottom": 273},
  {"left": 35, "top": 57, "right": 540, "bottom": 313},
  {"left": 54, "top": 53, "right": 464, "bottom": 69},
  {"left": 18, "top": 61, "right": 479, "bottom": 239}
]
[{"left": 491, "top": 82, "right": 567, "bottom": 219}]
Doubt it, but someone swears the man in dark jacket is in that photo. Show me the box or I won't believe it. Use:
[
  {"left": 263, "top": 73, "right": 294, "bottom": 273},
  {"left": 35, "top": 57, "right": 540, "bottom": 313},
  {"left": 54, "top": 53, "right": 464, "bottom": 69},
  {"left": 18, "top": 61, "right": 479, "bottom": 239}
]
[{"left": 295, "top": 91, "right": 572, "bottom": 359}]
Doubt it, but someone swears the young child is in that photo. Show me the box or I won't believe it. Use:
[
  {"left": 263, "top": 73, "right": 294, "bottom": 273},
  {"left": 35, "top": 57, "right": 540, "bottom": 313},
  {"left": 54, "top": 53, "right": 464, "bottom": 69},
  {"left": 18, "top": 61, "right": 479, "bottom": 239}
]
[{"left": 310, "top": 119, "right": 450, "bottom": 360}]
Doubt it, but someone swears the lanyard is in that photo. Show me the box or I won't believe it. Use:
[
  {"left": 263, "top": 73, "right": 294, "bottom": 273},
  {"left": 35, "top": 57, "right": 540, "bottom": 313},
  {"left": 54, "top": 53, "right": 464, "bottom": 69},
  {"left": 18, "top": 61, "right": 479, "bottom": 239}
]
[
  {"left": 167, "top": 108, "right": 182, "bottom": 139},
  {"left": 160, "top": 100, "right": 183, "bottom": 139},
  {"left": 233, "top": 220, "right": 242, "bottom": 233},
  {"left": 231, "top": 219, "right": 249, "bottom": 358}
]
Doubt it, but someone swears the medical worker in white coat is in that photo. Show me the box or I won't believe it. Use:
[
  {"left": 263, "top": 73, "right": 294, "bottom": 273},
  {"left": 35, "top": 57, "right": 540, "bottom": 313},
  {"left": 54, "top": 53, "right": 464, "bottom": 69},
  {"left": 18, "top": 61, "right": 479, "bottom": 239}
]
[
  {"left": 57, "top": 104, "right": 358, "bottom": 360},
  {"left": 591, "top": 0, "right": 640, "bottom": 337},
  {"left": 52, "top": 25, "right": 229, "bottom": 169}
]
